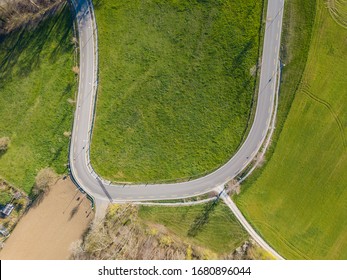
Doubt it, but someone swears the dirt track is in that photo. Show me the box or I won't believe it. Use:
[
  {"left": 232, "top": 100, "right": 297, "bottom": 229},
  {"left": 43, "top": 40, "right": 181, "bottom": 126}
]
[{"left": 0, "top": 178, "right": 93, "bottom": 259}]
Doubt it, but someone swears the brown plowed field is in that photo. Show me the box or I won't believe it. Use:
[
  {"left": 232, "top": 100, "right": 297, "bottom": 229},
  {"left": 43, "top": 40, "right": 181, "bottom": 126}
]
[{"left": 0, "top": 178, "right": 93, "bottom": 259}]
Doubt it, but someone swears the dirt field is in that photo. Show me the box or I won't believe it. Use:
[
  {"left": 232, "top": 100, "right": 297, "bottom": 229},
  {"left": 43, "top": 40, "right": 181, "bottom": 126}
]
[{"left": 0, "top": 178, "right": 93, "bottom": 259}]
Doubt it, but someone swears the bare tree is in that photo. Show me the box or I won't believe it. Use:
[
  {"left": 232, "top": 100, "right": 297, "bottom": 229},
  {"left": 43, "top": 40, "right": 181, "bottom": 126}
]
[
  {"left": 0, "top": 0, "right": 66, "bottom": 34},
  {"left": 70, "top": 204, "right": 213, "bottom": 260},
  {"left": 33, "top": 167, "right": 57, "bottom": 195}
]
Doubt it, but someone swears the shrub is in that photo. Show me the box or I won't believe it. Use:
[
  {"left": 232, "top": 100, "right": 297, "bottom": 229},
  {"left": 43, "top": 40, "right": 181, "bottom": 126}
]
[
  {"left": 0, "top": 137, "right": 10, "bottom": 152},
  {"left": 33, "top": 168, "right": 57, "bottom": 194}
]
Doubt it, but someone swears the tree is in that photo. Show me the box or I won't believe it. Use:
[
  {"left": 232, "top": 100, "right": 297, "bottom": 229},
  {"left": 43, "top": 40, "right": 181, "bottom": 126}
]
[
  {"left": 33, "top": 168, "right": 57, "bottom": 195},
  {"left": 0, "top": 0, "right": 66, "bottom": 35},
  {"left": 0, "top": 137, "right": 10, "bottom": 153}
]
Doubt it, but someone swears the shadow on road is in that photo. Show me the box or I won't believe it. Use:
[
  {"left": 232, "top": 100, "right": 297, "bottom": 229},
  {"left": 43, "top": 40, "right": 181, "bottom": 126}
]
[{"left": 96, "top": 178, "right": 112, "bottom": 203}]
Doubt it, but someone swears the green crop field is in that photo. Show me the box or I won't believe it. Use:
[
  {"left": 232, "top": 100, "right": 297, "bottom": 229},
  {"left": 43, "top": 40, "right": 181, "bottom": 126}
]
[
  {"left": 235, "top": 0, "right": 347, "bottom": 259},
  {"left": 91, "top": 0, "right": 263, "bottom": 183},
  {"left": 139, "top": 202, "right": 248, "bottom": 255},
  {"left": 0, "top": 6, "right": 76, "bottom": 193}
]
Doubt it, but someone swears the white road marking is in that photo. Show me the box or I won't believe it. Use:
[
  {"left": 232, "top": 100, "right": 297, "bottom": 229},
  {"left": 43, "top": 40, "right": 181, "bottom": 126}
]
[{"left": 69, "top": 0, "right": 284, "bottom": 259}]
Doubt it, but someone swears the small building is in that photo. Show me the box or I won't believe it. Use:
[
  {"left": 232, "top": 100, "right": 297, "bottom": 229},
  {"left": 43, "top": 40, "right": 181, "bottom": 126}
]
[
  {"left": 0, "top": 225, "right": 9, "bottom": 237},
  {"left": 1, "top": 203, "right": 14, "bottom": 218}
]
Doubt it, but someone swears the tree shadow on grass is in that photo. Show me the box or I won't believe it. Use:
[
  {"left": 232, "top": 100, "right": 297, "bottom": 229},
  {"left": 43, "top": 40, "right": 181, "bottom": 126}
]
[
  {"left": 93, "top": 0, "right": 105, "bottom": 10},
  {"left": 0, "top": 149, "right": 7, "bottom": 158},
  {"left": 187, "top": 200, "right": 217, "bottom": 237},
  {"left": 0, "top": 4, "right": 75, "bottom": 84},
  {"left": 223, "top": 37, "right": 255, "bottom": 78}
]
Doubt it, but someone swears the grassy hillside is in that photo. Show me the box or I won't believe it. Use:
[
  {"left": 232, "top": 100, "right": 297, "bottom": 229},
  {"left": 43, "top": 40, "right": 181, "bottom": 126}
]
[
  {"left": 139, "top": 202, "right": 248, "bottom": 255},
  {"left": 91, "top": 0, "right": 263, "bottom": 183},
  {"left": 0, "top": 5, "right": 76, "bottom": 193},
  {"left": 235, "top": 0, "right": 347, "bottom": 259}
]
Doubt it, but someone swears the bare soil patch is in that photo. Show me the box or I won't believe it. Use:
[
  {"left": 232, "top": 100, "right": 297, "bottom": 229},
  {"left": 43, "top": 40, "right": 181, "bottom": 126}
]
[{"left": 0, "top": 178, "right": 93, "bottom": 259}]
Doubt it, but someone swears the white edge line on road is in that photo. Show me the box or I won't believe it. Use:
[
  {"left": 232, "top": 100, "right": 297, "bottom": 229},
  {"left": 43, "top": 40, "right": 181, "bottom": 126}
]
[{"left": 69, "top": 0, "right": 285, "bottom": 260}]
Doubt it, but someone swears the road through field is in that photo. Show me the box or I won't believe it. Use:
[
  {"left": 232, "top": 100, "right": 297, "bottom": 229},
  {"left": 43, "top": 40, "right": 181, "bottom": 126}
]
[
  {"left": 70, "top": 0, "right": 284, "bottom": 203},
  {"left": 69, "top": 0, "right": 284, "bottom": 260}
]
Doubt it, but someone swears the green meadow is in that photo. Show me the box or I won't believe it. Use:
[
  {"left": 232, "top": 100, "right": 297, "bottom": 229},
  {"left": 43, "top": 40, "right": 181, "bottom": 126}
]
[
  {"left": 139, "top": 202, "right": 248, "bottom": 255},
  {"left": 91, "top": 0, "right": 263, "bottom": 183},
  {"left": 0, "top": 6, "right": 76, "bottom": 193},
  {"left": 236, "top": 0, "right": 347, "bottom": 259}
]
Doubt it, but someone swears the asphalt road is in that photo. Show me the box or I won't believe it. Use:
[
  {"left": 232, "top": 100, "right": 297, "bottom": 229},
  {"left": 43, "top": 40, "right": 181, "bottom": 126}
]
[
  {"left": 70, "top": 0, "right": 284, "bottom": 203},
  {"left": 70, "top": 0, "right": 285, "bottom": 260}
]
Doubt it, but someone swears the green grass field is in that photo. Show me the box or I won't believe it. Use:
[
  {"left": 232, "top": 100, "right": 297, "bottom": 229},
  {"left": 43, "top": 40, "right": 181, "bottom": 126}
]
[
  {"left": 91, "top": 0, "right": 263, "bottom": 183},
  {"left": 139, "top": 202, "right": 248, "bottom": 255},
  {"left": 235, "top": 0, "right": 347, "bottom": 259},
  {"left": 0, "top": 6, "right": 76, "bottom": 193}
]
